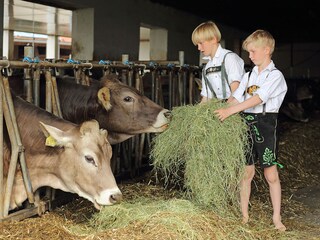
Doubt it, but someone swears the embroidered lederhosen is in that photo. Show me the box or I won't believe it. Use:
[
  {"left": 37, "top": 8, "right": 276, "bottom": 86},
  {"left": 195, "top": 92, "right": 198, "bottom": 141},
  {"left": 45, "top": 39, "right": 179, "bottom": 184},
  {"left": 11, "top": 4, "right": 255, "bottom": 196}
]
[
  {"left": 202, "top": 52, "right": 233, "bottom": 100},
  {"left": 242, "top": 69, "right": 283, "bottom": 169},
  {"left": 243, "top": 112, "right": 283, "bottom": 168}
]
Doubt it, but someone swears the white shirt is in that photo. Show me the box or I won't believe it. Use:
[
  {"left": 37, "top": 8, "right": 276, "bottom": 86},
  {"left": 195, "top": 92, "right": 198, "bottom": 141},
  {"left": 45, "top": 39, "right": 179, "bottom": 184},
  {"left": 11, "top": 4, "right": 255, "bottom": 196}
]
[
  {"left": 233, "top": 61, "right": 288, "bottom": 113},
  {"left": 201, "top": 44, "right": 245, "bottom": 99}
]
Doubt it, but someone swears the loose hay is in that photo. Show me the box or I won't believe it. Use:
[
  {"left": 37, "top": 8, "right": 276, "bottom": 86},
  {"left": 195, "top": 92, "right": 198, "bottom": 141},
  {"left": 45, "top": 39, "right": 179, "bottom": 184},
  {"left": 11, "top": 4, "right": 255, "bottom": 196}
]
[
  {"left": 150, "top": 100, "right": 250, "bottom": 216},
  {"left": 77, "top": 198, "right": 214, "bottom": 239},
  {"left": 1, "top": 116, "right": 320, "bottom": 240},
  {"left": 63, "top": 188, "right": 302, "bottom": 240}
]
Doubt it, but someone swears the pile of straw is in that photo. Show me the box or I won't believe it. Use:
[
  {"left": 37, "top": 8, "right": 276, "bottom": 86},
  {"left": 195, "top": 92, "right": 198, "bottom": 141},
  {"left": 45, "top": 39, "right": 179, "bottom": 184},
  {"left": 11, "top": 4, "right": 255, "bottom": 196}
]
[
  {"left": 66, "top": 195, "right": 300, "bottom": 240},
  {"left": 150, "top": 100, "right": 250, "bottom": 216}
]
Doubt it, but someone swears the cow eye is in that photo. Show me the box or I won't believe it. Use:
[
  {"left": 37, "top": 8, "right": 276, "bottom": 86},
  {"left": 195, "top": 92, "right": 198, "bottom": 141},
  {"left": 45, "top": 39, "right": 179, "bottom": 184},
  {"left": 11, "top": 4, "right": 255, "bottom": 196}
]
[
  {"left": 124, "top": 96, "right": 133, "bottom": 102},
  {"left": 85, "top": 155, "right": 96, "bottom": 166}
]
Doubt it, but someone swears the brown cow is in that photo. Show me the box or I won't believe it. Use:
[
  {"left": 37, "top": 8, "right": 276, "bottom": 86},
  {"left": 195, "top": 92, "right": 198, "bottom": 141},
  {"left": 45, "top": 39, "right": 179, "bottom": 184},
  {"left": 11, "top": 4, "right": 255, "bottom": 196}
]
[
  {"left": 9, "top": 73, "right": 171, "bottom": 145},
  {"left": 3, "top": 94, "right": 122, "bottom": 210},
  {"left": 55, "top": 75, "right": 170, "bottom": 144}
]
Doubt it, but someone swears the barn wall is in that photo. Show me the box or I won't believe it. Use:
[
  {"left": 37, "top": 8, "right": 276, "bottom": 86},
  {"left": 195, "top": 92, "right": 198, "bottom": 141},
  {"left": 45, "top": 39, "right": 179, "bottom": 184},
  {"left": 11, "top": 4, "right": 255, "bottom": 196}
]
[
  {"left": 90, "top": 0, "right": 251, "bottom": 64},
  {"left": 72, "top": 8, "right": 94, "bottom": 60},
  {"left": 273, "top": 42, "right": 320, "bottom": 79},
  {"left": 1, "top": 0, "right": 320, "bottom": 78},
  {"left": 86, "top": 0, "right": 249, "bottom": 64}
]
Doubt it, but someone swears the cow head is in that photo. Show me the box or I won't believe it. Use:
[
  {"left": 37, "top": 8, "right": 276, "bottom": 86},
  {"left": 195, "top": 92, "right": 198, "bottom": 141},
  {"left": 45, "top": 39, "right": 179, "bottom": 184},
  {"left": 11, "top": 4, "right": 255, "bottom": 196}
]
[
  {"left": 96, "top": 76, "right": 171, "bottom": 144},
  {"left": 39, "top": 120, "right": 122, "bottom": 209}
]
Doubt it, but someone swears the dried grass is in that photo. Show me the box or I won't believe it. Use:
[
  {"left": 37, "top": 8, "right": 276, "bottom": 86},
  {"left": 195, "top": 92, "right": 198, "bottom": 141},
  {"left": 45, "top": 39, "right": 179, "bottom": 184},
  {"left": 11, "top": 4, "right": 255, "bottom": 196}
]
[
  {"left": 59, "top": 193, "right": 302, "bottom": 240},
  {"left": 150, "top": 100, "right": 249, "bottom": 216},
  {"left": 1, "top": 114, "right": 320, "bottom": 240}
]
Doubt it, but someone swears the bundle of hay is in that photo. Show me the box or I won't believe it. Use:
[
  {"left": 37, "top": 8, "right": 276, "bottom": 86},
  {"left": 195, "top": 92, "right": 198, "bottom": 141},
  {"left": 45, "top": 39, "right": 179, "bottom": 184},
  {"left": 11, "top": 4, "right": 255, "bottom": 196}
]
[{"left": 150, "top": 100, "right": 250, "bottom": 216}]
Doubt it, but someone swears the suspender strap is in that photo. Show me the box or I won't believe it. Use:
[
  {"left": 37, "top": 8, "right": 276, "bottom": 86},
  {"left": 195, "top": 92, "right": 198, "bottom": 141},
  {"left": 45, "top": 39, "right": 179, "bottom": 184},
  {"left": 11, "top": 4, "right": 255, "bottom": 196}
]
[
  {"left": 220, "top": 52, "right": 233, "bottom": 99},
  {"left": 202, "top": 67, "right": 217, "bottom": 98},
  {"left": 203, "top": 51, "right": 233, "bottom": 99}
]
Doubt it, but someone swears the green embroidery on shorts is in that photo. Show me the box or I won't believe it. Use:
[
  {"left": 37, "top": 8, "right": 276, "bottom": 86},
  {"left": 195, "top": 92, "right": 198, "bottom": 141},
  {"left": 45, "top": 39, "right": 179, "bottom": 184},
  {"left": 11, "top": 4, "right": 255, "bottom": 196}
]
[
  {"left": 253, "top": 125, "right": 263, "bottom": 142},
  {"left": 245, "top": 115, "right": 254, "bottom": 121},
  {"left": 262, "top": 148, "right": 284, "bottom": 168},
  {"left": 263, "top": 148, "right": 275, "bottom": 165}
]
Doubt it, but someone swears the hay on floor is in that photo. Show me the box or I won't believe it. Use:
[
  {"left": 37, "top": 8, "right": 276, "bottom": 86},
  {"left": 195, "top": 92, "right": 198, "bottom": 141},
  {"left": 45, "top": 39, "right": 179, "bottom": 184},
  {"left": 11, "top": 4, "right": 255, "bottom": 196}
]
[{"left": 150, "top": 100, "right": 250, "bottom": 216}]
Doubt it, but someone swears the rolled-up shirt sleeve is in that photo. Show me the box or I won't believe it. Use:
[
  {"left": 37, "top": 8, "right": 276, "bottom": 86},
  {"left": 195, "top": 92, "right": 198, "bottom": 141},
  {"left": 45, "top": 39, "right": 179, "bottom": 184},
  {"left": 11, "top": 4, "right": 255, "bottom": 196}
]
[{"left": 225, "top": 54, "right": 245, "bottom": 84}]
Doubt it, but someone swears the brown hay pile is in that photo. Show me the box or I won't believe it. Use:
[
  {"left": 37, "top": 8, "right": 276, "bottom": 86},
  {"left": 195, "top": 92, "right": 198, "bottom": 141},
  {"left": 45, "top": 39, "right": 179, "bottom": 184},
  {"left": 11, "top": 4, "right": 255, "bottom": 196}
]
[{"left": 150, "top": 100, "right": 250, "bottom": 216}]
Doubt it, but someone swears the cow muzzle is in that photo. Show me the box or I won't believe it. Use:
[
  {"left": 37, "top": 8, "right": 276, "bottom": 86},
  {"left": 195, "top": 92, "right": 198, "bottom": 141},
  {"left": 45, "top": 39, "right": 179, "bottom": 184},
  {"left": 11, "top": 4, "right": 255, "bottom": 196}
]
[
  {"left": 94, "top": 188, "right": 123, "bottom": 209},
  {"left": 110, "top": 191, "right": 123, "bottom": 203}
]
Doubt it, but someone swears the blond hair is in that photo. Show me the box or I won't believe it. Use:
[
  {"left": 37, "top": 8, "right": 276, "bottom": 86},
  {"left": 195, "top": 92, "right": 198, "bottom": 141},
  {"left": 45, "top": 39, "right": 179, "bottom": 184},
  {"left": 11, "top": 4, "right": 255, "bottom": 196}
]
[
  {"left": 191, "top": 21, "right": 221, "bottom": 45},
  {"left": 242, "top": 29, "right": 275, "bottom": 55}
]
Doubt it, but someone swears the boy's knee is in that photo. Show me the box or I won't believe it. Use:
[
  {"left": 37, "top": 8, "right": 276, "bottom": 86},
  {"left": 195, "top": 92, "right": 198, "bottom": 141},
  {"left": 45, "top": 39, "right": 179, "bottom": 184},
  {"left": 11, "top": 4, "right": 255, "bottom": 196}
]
[
  {"left": 243, "top": 166, "right": 255, "bottom": 181},
  {"left": 264, "top": 170, "right": 280, "bottom": 184}
]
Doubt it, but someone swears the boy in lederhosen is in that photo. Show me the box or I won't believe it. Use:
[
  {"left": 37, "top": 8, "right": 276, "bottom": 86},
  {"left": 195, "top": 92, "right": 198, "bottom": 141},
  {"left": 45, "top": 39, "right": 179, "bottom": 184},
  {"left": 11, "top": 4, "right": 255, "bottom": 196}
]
[
  {"left": 214, "top": 30, "right": 287, "bottom": 231},
  {"left": 191, "top": 21, "right": 245, "bottom": 102}
]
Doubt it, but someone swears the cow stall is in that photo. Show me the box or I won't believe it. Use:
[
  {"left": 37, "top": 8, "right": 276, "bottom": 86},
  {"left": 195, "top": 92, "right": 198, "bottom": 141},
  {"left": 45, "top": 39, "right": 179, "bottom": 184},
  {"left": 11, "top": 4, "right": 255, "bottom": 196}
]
[{"left": 0, "top": 58, "right": 202, "bottom": 221}]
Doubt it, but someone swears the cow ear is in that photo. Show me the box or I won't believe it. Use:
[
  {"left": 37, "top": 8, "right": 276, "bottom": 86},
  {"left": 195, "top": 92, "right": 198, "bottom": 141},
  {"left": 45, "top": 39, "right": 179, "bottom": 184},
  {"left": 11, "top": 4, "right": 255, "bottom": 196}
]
[
  {"left": 79, "top": 120, "right": 100, "bottom": 135},
  {"left": 39, "top": 121, "right": 71, "bottom": 147},
  {"left": 100, "top": 128, "right": 108, "bottom": 139},
  {"left": 97, "top": 87, "right": 112, "bottom": 111}
]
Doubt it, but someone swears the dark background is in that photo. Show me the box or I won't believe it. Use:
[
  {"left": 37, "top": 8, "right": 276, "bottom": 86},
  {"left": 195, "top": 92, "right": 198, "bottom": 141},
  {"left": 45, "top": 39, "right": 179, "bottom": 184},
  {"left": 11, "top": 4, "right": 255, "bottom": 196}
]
[{"left": 151, "top": 0, "right": 320, "bottom": 43}]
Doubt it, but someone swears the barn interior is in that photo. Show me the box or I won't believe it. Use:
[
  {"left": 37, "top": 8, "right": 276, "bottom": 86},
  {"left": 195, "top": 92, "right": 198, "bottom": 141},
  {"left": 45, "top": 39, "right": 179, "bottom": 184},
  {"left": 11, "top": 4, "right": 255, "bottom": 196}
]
[{"left": 0, "top": 0, "right": 320, "bottom": 239}]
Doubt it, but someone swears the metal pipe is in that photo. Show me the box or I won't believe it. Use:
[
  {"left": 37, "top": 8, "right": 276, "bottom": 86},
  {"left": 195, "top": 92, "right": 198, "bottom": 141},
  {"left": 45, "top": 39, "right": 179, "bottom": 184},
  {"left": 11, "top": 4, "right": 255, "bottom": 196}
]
[
  {"left": 45, "top": 69, "right": 53, "bottom": 113},
  {"left": 3, "top": 145, "right": 19, "bottom": 216},
  {"left": 0, "top": 60, "right": 199, "bottom": 72},
  {"left": 51, "top": 76, "right": 62, "bottom": 118},
  {"left": 171, "top": 72, "right": 176, "bottom": 107},
  {"left": 151, "top": 69, "right": 156, "bottom": 102},
  {"left": 80, "top": 70, "right": 87, "bottom": 86},
  {"left": 177, "top": 70, "right": 183, "bottom": 106},
  {"left": 168, "top": 70, "right": 173, "bottom": 109},
  {"left": 74, "top": 68, "right": 81, "bottom": 84},
  {"left": 155, "top": 73, "right": 160, "bottom": 105},
  {"left": 182, "top": 70, "right": 187, "bottom": 105},
  {"left": 51, "top": 80, "right": 59, "bottom": 117},
  {"left": 32, "top": 67, "right": 41, "bottom": 107},
  {"left": 135, "top": 71, "right": 143, "bottom": 94},
  {"left": 189, "top": 71, "right": 194, "bottom": 104},
  {"left": 127, "top": 69, "right": 133, "bottom": 87},
  {"left": 0, "top": 73, "right": 4, "bottom": 218},
  {"left": 2, "top": 76, "right": 35, "bottom": 216},
  {"left": 23, "top": 67, "right": 33, "bottom": 103},
  {"left": 121, "top": 69, "right": 128, "bottom": 85}
]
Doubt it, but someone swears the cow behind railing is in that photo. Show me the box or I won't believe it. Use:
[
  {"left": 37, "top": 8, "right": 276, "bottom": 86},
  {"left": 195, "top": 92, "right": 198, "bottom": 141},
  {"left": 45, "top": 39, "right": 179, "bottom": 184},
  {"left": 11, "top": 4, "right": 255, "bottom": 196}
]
[{"left": 2, "top": 60, "right": 201, "bottom": 178}]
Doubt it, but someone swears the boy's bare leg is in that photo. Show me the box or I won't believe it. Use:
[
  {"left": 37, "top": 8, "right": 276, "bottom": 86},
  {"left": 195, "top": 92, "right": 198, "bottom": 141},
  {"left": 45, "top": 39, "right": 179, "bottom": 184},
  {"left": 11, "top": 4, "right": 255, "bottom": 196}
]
[
  {"left": 264, "top": 165, "right": 286, "bottom": 231},
  {"left": 240, "top": 165, "right": 255, "bottom": 223}
]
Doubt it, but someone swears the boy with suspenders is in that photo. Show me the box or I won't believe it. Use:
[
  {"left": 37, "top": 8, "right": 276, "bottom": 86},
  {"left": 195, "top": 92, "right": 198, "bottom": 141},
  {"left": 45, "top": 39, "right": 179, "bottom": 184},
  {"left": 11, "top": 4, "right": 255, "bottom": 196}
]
[
  {"left": 191, "top": 21, "right": 245, "bottom": 102},
  {"left": 215, "top": 30, "right": 287, "bottom": 231}
]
